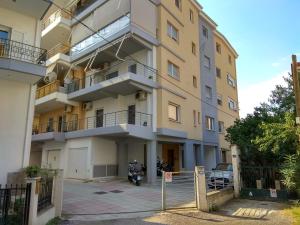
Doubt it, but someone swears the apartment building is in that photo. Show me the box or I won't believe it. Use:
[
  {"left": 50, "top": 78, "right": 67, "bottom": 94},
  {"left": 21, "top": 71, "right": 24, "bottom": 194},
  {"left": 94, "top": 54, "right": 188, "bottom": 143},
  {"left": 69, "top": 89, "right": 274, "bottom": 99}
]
[
  {"left": 0, "top": 0, "right": 50, "bottom": 184},
  {"left": 30, "top": 0, "right": 238, "bottom": 182},
  {"left": 214, "top": 31, "right": 239, "bottom": 163}
]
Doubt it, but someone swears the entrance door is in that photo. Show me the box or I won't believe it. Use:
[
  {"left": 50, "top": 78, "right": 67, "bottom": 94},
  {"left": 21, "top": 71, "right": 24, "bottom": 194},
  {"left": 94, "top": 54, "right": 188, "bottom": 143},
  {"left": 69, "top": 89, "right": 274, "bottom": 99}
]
[
  {"left": 67, "top": 148, "right": 88, "bottom": 179},
  {"left": 58, "top": 116, "right": 63, "bottom": 132},
  {"left": 128, "top": 105, "right": 135, "bottom": 125},
  {"left": 47, "top": 150, "right": 60, "bottom": 169},
  {"left": 96, "top": 109, "right": 104, "bottom": 127},
  {"left": 162, "top": 144, "right": 180, "bottom": 172}
]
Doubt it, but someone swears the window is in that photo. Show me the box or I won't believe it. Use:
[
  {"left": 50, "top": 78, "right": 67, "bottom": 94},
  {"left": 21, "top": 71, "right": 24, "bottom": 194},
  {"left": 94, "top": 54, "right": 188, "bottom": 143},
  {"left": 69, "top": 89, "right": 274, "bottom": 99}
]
[
  {"left": 175, "top": 0, "right": 181, "bottom": 9},
  {"left": 167, "top": 22, "right": 178, "bottom": 42},
  {"left": 218, "top": 121, "right": 225, "bottom": 133},
  {"left": 216, "top": 67, "right": 221, "bottom": 78},
  {"left": 217, "top": 94, "right": 223, "bottom": 106},
  {"left": 222, "top": 150, "right": 227, "bottom": 163},
  {"left": 193, "top": 110, "right": 197, "bottom": 127},
  {"left": 192, "top": 42, "right": 196, "bottom": 55},
  {"left": 168, "top": 103, "right": 180, "bottom": 122},
  {"left": 128, "top": 64, "right": 137, "bottom": 74},
  {"left": 202, "top": 26, "right": 208, "bottom": 39},
  {"left": 227, "top": 74, "right": 236, "bottom": 87},
  {"left": 168, "top": 61, "right": 180, "bottom": 79},
  {"left": 193, "top": 76, "right": 197, "bottom": 88},
  {"left": 205, "top": 116, "right": 215, "bottom": 131},
  {"left": 198, "top": 112, "right": 201, "bottom": 124},
  {"left": 216, "top": 42, "right": 221, "bottom": 54},
  {"left": 228, "top": 55, "right": 232, "bottom": 64},
  {"left": 204, "top": 55, "right": 211, "bottom": 69},
  {"left": 205, "top": 86, "right": 212, "bottom": 100},
  {"left": 228, "top": 98, "right": 238, "bottom": 111},
  {"left": 189, "top": 9, "right": 194, "bottom": 23}
]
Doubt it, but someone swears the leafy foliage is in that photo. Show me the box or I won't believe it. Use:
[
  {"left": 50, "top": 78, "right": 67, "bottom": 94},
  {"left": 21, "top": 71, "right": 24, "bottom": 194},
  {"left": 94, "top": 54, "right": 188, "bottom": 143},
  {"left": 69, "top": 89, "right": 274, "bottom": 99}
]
[{"left": 280, "top": 155, "right": 300, "bottom": 191}]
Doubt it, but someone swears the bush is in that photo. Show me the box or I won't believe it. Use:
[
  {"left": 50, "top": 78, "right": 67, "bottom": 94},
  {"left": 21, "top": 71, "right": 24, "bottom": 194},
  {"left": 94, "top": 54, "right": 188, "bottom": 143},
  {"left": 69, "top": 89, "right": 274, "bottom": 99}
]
[
  {"left": 46, "top": 217, "right": 62, "bottom": 225},
  {"left": 280, "top": 155, "right": 300, "bottom": 192},
  {"left": 25, "top": 165, "right": 41, "bottom": 178}
]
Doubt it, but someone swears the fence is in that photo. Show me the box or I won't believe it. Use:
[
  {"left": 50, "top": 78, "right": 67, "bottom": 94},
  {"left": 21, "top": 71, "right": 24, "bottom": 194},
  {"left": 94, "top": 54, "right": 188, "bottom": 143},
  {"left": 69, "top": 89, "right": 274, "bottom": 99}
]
[
  {"left": 0, "top": 184, "right": 31, "bottom": 225},
  {"left": 0, "top": 38, "right": 47, "bottom": 65},
  {"left": 37, "top": 177, "right": 53, "bottom": 213},
  {"left": 205, "top": 170, "right": 233, "bottom": 192}
]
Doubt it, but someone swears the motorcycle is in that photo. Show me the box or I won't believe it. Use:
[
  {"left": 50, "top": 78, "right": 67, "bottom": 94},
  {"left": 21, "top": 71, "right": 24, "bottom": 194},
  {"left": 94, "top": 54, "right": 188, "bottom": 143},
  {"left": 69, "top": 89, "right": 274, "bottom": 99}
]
[
  {"left": 157, "top": 160, "right": 172, "bottom": 176},
  {"left": 128, "top": 161, "right": 144, "bottom": 186}
]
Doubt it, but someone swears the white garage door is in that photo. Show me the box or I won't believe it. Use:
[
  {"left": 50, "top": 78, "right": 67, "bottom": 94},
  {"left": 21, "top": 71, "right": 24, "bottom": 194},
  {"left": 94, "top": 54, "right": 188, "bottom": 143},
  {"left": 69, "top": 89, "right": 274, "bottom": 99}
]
[
  {"left": 67, "top": 148, "right": 88, "bottom": 179},
  {"left": 47, "top": 150, "right": 60, "bottom": 169}
]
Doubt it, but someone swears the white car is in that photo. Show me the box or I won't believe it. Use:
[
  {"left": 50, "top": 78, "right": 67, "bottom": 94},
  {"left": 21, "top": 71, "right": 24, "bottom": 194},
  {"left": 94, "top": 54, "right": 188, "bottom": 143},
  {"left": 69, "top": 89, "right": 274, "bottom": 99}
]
[{"left": 208, "top": 163, "right": 233, "bottom": 189}]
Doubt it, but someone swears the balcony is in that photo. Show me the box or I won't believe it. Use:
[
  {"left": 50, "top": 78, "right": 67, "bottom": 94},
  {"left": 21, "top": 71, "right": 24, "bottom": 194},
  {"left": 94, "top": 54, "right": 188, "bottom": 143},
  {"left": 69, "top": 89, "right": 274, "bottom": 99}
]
[
  {"left": 65, "top": 110, "right": 154, "bottom": 140},
  {"left": 66, "top": 61, "right": 157, "bottom": 101},
  {"left": 41, "top": 9, "right": 71, "bottom": 50},
  {"left": 32, "top": 121, "right": 65, "bottom": 142},
  {"left": 46, "top": 43, "right": 71, "bottom": 66},
  {"left": 0, "top": 38, "right": 47, "bottom": 83}
]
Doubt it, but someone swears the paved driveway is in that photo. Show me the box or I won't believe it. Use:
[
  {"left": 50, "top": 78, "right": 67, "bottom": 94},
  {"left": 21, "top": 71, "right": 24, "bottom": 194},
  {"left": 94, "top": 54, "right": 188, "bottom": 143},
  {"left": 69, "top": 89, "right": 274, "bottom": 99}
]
[{"left": 63, "top": 175, "right": 196, "bottom": 216}]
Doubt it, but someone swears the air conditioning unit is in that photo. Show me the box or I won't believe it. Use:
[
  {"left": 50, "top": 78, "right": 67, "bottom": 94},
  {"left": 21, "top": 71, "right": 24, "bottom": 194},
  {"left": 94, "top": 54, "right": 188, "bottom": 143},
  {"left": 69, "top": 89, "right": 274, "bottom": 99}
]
[
  {"left": 135, "top": 90, "right": 147, "bottom": 101},
  {"left": 83, "top": 102, "right": 93, "bottom": 111},
  {"left": 65, "top": 105, "right": 73, "bottom": 113}
]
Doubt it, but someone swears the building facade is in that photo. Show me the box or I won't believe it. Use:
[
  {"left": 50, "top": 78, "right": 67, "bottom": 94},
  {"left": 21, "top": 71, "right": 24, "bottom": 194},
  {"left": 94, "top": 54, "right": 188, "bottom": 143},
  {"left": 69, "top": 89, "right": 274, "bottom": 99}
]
[
  {"left": 30, "top": 0, "right": 239, "bottom": 182},
  {"left": 0, "top": 0, "right": 50, "bottom": 184}
]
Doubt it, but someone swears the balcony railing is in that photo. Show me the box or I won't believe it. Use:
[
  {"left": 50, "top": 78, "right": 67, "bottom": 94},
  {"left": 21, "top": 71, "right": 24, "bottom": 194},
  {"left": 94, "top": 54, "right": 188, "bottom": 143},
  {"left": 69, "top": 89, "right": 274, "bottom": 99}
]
[
  {"left": 70, "top": 0, "right": 98, "bottom": 16},
  {"left": 47, "top": 43, "right": 70, "bottom": 59},
  {"left": 32, "top": 111, "right": 152, "bottom": 135},
  {"left": 0, "top": 38, "right": 47, "bottom": 65},
  {"left": 42, "top": 9, "right": 71, "bottom": 30},
  {"left": 36, "top": 80, "right": 61, "bottom": 99},
  {"left": 65, "top": 60, "right": 157, "bottom": 94},
  {"left": 70, "top": 14, "right": 130, "bottom": 56}
]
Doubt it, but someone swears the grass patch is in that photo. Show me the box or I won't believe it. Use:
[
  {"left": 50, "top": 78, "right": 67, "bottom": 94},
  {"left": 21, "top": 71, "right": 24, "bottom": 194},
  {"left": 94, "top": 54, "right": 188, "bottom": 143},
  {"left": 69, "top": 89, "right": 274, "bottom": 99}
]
[
  {"left": 46, "top": 217, "right": 62, "bottom": 225},
  {"left": 291, "top": 207, "right": 300, "bottom": 225}
]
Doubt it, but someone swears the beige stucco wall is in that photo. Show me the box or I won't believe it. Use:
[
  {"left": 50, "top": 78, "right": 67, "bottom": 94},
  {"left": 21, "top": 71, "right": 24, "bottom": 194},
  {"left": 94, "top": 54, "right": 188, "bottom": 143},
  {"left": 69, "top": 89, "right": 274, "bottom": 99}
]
[{"left": 91, "top": 137, "right": 117, "bottom": 165}]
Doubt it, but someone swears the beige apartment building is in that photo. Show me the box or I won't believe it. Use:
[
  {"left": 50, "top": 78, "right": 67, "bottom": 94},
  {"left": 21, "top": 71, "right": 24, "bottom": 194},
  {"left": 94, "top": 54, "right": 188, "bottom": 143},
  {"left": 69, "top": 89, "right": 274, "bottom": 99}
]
[
  {"left": 0, "top": 0, "right": 50, "bottom": 184},
  {"left": 30, "top": 0, "right": 239, "bottom": 182}
]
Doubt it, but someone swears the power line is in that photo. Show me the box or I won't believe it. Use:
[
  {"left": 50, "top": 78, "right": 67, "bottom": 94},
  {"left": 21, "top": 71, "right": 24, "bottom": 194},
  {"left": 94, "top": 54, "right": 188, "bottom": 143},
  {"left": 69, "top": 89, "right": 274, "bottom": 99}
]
[{"left": 43, "top": 0, "right": 239, "bottom": 120}]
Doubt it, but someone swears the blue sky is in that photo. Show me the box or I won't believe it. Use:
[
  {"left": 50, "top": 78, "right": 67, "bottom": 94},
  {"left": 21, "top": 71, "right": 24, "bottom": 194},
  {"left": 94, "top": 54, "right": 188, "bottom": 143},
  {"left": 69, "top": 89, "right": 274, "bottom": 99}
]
[{"left": 198, "top": 0, "right": 300, "bottom": 117}]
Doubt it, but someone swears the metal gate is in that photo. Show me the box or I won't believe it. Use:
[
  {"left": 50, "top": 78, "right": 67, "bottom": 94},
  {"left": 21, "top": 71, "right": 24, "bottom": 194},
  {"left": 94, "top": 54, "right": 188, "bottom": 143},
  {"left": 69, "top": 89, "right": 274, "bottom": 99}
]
[
  {"left": 240, "top": 166, "right": 288, "bottom": 201},
  {"left": 162, "top": 171, "right": 197, "bottom": 210},
  {"left": 0, "top": 183, "right": 31, "bottom": 225}
]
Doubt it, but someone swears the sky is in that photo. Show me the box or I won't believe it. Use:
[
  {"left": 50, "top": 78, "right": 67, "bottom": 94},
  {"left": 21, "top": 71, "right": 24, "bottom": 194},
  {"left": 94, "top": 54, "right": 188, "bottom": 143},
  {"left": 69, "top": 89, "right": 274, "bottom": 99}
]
[{"left": 198, "top": 0, "right": 300, "bottom": 118}]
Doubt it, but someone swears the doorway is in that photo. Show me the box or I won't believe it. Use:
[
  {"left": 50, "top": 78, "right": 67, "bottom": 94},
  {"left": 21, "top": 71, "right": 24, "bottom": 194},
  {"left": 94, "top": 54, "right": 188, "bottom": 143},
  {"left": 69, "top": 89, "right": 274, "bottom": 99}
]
[
  {"left": 162, "top": 144, "right": 180, "bottom": 172},
  {"left": 128, "top": 105, "right": 135, "bottom": 125},
  {"left": 96, "top": 109, "right": 104, "bottom": 127}
]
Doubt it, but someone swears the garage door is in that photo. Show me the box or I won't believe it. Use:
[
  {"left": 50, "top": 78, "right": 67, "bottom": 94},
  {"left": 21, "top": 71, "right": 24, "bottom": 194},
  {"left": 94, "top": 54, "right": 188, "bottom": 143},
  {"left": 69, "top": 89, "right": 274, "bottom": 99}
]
[
  {"left": 67, "top": 148, "right": 88, "bottom": 179},
  {"left": 47, "top": 150, "right": 60, "bottom": 169}
]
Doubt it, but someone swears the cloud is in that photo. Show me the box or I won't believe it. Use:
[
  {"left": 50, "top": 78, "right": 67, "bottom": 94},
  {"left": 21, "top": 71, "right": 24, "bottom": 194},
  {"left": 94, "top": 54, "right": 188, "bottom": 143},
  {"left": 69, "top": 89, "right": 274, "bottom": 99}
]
[
  {"left": 271, "top": 53, "right": 300, "bottom": 68},
  {"left": 238, "top": 70, "right": 289, "bottom": 118}
]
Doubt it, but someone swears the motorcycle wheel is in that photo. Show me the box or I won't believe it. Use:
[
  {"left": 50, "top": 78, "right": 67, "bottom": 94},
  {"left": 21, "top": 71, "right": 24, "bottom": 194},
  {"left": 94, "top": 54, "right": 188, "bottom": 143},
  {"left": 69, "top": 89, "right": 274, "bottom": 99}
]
[
  {"left": 136, "top": 180, "right": 141, "bottom": 186},
  {"left": 128, "top": 176, "right": 132, "bottom": 182}
]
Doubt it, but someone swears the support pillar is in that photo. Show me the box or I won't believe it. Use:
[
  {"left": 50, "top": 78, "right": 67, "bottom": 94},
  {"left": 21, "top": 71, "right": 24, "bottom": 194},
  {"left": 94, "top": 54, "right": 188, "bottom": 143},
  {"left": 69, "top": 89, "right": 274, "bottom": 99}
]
[
  {"left": 199, "top": 144, "right": 205, "bottom": 166},
  {"left": 231, "top": 145, "right": 241, "bottom": 198},
  {"left": 215, "top": 146, "right": 221, "bottom": 164},
  {"left": 117, "top": 142, "right": 128, "bottom": 177},
  {"left": 184, "top": 141, "right": 195, "bottom": 171},
  {"left": 195, "top": 166, "right": 209, "bottom": 212},
  {"left": 147, "top": 140, "right": 157, "bottom": 184}
]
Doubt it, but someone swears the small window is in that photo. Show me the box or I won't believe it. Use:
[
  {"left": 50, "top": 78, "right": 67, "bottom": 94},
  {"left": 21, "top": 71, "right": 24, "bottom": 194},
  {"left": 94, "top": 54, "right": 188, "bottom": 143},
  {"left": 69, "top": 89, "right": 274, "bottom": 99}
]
[
  {"left": 204, "top": 55, "right": 211, "bottom": 69},
  {"left": 216, "top": 42, "right": 221, "bottom": 54},
  {"left": 202, "top": 26, "right": 208, "bottom": 39},
  {"left": 167, "top": 22, "right": 179, "bottom": 42},
  {"left": 168, "top": 61, "right": 180, "bottom": 79},
  {"left": 228, "top": 98, "right": 237, "bottom": 111},
  {"left": 192, "top": 42, "right": 196, "bottom": 55},
  {"left": 217, "top": 94, "right": 223, "bottom": 106},
  {"left": 189, "top": 9, "right": 194, "bottom": 23},
  {"left": 205, "top": 116, "right": 215, "bottom": 131},
  {"left": 228, "top": 55, "right": 232, "bottom": 64},
  {"left": 193, "top": 76, "right": 197, "bottom": 88},
  {"left": 218, "top": 121, "right": 225, "bottom": 133},
  {"left": 198, "top": 112, "right": 201, "bottom": 124},
  {"left": 193, "top": 110, "right": 197, "bottom": 127},
  {"left": 128, "top": 64, "right": 137, "bottom": 74},
  {"left": 175, "top": 0, "right": 181, "bottom": 9},
  {"left": 168, "top": 102, "right": 180, "bottom": 122},
  {"left": 216, "top": 67, "right": 221, "bottom": 78},
  {"left": 205, "top": 86, "right": 212, "bottom": 100},
  {"left": 227, "top": 74, "right": 236, "bottom": 87}
]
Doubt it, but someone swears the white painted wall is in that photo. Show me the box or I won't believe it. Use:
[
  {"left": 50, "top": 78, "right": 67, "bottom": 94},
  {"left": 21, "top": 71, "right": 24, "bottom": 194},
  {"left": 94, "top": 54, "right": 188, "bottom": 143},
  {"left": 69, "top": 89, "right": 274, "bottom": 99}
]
[
  {"left": 0, "top": 79, "right": 31, "bottom": 184},
  {"left": 127, "top": 142, "right": 145, "bottom": 164}
]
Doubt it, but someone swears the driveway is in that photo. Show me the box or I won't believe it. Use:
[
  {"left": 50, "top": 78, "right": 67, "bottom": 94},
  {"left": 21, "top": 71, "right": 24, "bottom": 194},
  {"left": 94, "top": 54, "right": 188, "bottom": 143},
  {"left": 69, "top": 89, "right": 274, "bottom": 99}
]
[{"left": 63, "top": 175, "right": 196, "bottom": 216}]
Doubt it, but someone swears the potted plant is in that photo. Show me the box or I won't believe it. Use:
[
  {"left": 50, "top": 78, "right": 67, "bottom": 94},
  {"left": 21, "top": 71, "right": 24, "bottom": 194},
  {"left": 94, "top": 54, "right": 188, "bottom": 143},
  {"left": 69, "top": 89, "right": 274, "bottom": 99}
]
[{"left": 25, "top": 165, "right": 41, "bottom": 178}]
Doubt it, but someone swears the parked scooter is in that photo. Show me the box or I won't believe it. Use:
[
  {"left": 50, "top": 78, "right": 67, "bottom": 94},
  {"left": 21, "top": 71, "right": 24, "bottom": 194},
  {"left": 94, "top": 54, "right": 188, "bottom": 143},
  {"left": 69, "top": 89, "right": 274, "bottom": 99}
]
[
  {"left": 128, "top": 160, "right": 144, "bottom": 186},
  {"left": 157, "top": 160, "right": 172, "bottom": 176}
]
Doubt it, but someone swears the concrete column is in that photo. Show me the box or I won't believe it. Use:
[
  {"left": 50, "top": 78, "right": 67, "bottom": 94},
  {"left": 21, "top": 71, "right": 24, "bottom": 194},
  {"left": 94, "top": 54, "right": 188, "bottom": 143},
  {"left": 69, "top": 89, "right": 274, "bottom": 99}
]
[
  {"left": 117, "top": 142, "right": 128, "bottom": 178},
  {"left": 53, "top": 170, "right": 64, "bottom": 217},
  {"left": 215, "top": 146, "right": 221, "bottom": 164},
  {"left": 184, "top": 141, "right": 195, "bottom": 170},
  {"left": 147, "top": 140, "right": 157, "bottom": 184},
  {"left": 26, "top": 177, "right": 39, "bottom": 225},
  {"left": 195, "top": 166, "right": 209, "bottom": 212},
  {"left": 231, "top": 145, "right": 241, "bottom": 198},
  {"left": 199, "top": 144, "right": 205, "bottom": 166}
]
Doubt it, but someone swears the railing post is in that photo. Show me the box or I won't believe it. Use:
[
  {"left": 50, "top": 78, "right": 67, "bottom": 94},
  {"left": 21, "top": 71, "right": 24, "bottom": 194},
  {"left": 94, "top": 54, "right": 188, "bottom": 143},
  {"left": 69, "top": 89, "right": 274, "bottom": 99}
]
[
  {"left": 231, "top": 145, "right": 241, "bottom": 198},
  {"left": 53, "top": 170, "right": 64, "bottom": 217},
  {"left": 195, "top": 166, "right": 209, "bottom": 212},
  {"left": 26, "top": 177, "right": 40, "bottom": 225}
]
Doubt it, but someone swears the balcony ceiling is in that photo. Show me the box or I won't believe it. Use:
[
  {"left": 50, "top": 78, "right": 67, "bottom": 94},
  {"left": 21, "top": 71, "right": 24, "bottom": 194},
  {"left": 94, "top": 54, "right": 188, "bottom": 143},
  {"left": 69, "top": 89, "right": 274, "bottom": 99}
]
[{"left": 1, "top": 0, "right": 51, "bottom": 19}]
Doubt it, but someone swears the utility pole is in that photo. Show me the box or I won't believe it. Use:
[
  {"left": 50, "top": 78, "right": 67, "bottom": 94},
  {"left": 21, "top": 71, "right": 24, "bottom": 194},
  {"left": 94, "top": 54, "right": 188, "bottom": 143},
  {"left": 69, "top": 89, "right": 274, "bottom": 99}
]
[{"left": 291, "top": 55, "right": 300, "bottom": 122}]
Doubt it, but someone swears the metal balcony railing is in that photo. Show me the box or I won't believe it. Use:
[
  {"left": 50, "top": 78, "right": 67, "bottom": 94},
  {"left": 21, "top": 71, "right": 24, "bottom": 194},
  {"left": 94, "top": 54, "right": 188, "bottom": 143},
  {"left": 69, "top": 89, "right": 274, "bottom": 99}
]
[
  {"left": 47, "top": 43, "right": 70, "bottom": 59},
  {"left": 0, "top": 38, "right": 47, "bottom": 65},
  {"left": 42, "top": 9, "right": 71, "bottom": 30},
  {"left": 65, "top": 60, "right": 157, "bottom": 94},
  {"left": 70, "top": 0, "right": 98, "bottom": 16},
  {"left": 32, "top": 111, "right": 152, "bottom": 135},
  {"left": 36, "top": 80, "right": 61, "bottom": 99}
]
